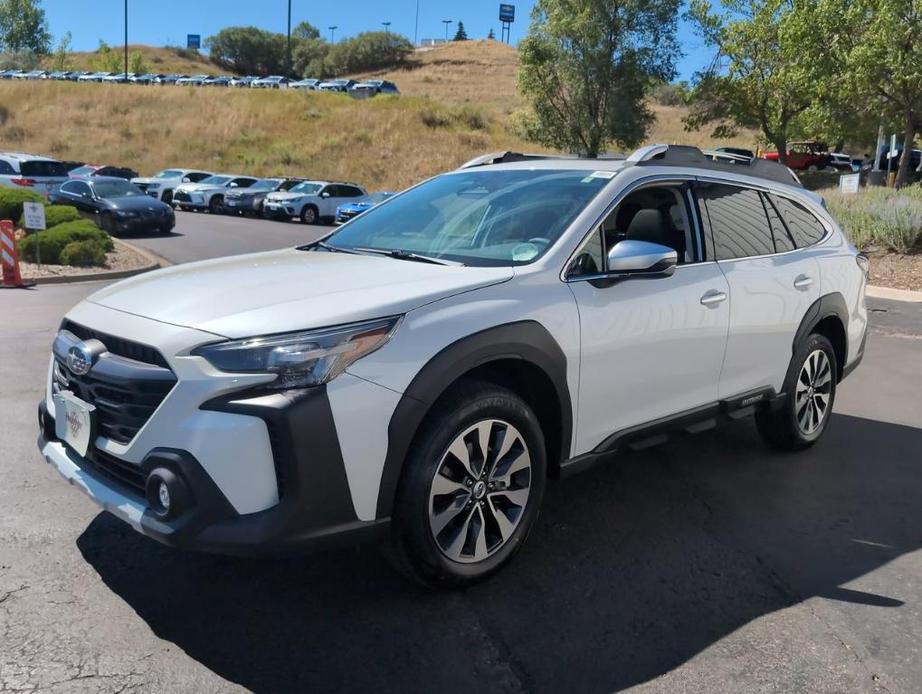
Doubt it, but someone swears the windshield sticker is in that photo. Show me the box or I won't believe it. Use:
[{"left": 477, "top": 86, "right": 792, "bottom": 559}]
[{"left": 588, "top": 170, "right": 616, "bottom": 179}]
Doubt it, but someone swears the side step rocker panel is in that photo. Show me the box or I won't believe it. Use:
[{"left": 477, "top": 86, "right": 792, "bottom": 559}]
[{"left": 557, "top": 386, "right": 780, "bottom": 479}]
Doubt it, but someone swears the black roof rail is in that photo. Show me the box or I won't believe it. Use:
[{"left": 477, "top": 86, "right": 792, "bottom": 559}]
[
  {"left": 458, "top": 151, "right": 573, "bottom": 169},
  {"left": 626, "top": 144, "right": 801, "bottom": 187}
]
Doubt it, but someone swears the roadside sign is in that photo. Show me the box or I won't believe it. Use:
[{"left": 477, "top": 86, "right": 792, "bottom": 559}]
[
  {"left": 499, "top": 3, "right": 515, "bottom": 22},
  {"left": 187, "top": 34, "right": 201, "bottom": 50},
  {"left": 23, "top": 202, "right": 45, "bottom": 230},
  {"left": 839, "top": 173, "right": 860, "bottom": 194}
]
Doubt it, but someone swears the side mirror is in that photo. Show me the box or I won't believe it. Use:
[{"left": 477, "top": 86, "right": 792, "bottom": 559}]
[
  {"left": 229, "top": 182, "right": 238, "bottom": 188},
  {"left": 182, "top": 177, "right": 191, "bottom": 182},
  {"left": 606, "top": 240, "right": 677, "bottom": 278},
  {"left": 321, "top": 192, "right": 330, "bottom": 198}
]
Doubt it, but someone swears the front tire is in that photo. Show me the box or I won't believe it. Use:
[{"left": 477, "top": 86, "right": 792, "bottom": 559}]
[
  {"left": 209, "top": 195, "right": 223, "bottom": 214},
  {"left": 756, "top": 333, "right": 837, "bottom": 451},
  {"left": 390, "top": 381, "right": 546, "bottom": 589},
  {"left": 300, "top": 205, "right": 318, "bottom": 225}
]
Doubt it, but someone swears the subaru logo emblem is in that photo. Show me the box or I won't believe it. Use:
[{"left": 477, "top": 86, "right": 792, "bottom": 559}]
[{"left": 66, "top": 343, "right": 93, "bottom": 376}]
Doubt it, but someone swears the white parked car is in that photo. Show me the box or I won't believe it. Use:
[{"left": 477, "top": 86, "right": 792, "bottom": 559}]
[
  {"left": 131, "top": 169, "right": 214, "bottom": 204},
  {"left": 0, "top": 152, "right": 70, "bottom": 195},
  {"left": 350, "top": 79, "right": 400, "bottom": 97},
  {"left": 171, "top": 174, "right": 259, "bottom": 213},
  {"left": 263, "top": 180, "right": 367, "bottom": 224},
  {"left": 37, "top": 145, "right": 868, "bottom": 588},
  {"left": 290, "top": 78, "right": 321, "bottom": 90},
  {"left": 251, "top": 76, "right": 290, "bottom": 89}
]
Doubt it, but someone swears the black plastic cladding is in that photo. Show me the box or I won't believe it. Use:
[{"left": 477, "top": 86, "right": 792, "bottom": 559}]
[{"left": 374, "top": 320, "right": 571, "bottom": 519}]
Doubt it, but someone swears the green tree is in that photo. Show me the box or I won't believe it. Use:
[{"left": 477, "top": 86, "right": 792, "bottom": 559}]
[
  {"left": 94, "top": 39, "right": 122, "bottom": 73},
  {"left": 0, "top": 0, "right": 50, "bottom": 54},
  {"left": 128, "top": 50, "right": 146, "bottom": 75},
  {"left": 206, "top": 26, "right": 287, "bottom": 75},
  {"left": 292, "top": 21, "right": 320, "bottom": 40},
  {"left": 685, "top": 0, "right": 813, "bottom": 165},
  {"left": 825, "top": 0, "right": 922, "bottom": 187},
  {"left": 292, "top": 37, "right": 330, "bottom": 77},
  {"left": 323, "top": 31, "right": 414, "bottom": 76},
  {"left": 518, "top": 0, "right": 681, "bottom": 157},
  {"left": 51, "top": 30, "right": 71, "bottom": 71},
  {"left": 454, "top": 21, "right": 469, "bottom": 40}
]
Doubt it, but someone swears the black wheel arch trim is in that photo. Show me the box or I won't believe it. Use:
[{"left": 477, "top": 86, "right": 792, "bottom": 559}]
[
  {"left": 792, "top": 292, "right": 849, "bottom": 379},
  {"left": 374, "top": 320, "right": 572, "bottom": 519}
]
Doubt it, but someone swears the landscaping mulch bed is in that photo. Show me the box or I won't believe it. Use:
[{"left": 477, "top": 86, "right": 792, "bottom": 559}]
[
  {"left": 20, "top": 239, "right": 154, "bottom": 281},
  {"left": 867, "top": 251, "right": 922, "bottom": 292}
]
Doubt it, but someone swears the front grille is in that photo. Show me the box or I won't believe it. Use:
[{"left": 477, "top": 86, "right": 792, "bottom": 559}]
[
  {"left": 173, "top": 191, "right": 191, "bottom": 203},
  {"left": 53, "top": 325, "right": 176, "bottom": 444},
  {"left": 62, "top": 320, "right": 168, "bottom": 368}
]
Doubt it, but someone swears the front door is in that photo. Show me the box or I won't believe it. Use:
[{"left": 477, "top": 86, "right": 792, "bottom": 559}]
[{"left": 567, "top": 183, "right": 731, "bottom": 454}]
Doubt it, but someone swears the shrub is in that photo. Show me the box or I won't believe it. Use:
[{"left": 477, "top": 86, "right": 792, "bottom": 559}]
[
  {"left": 18, "top": 220, "right": 113, "bottom": 264},
  {"left": 59, "top": 240, "right": 107, "bottom": 267},
  {"left": 18, "top": 204, "right": 80, "bottom": 230},
  {"left": 323, "top": 32, "right": 414, "bottom": 76},
  {"left": 0, "top": 187, "right": 45, "bottom": 222},
  {"left": 651, "top": 81, "right": 689, "bottom": 107},
  {"left": 824, "top": 186, "right": 922, "bottom": 253}
]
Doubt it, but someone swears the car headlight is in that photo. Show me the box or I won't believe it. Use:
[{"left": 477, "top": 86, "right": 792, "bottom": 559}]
[
  {"left": 192, "top": 316, "right": 402, "bottom": 389},
  {"left": 147, "top": 183, "right": 160, "bottom": 190}
]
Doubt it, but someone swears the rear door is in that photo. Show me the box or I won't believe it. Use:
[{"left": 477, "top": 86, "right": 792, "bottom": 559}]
[{"left": 695, "top": 182, "right": 820, "bottom": 399}]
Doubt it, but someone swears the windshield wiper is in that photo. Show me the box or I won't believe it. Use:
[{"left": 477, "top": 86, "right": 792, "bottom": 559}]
[
  {"left": 298, "top": 240, "right": 368, "bottom": 255},
  {"left": 352, "top": 247, "right": 463, "bottom": 266}
]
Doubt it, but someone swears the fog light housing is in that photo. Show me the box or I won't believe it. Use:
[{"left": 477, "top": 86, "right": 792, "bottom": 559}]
[{"left": 145, "top": 468, "right": 189, "bottom": 521}]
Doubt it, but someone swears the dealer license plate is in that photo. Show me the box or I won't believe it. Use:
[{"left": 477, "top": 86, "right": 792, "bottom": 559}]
[{"left": 53, "top": 391, "right": 96, "bottom": 457}]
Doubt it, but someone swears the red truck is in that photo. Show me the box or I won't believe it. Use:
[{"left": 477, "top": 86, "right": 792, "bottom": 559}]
[{"left": 762, "top": 141, "right": 849, "bottom": 171}]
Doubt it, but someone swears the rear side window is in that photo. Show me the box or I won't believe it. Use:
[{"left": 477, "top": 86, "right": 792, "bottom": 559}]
[
  {"left": 762, "top": 193, "right": 796, "bottom": 252},
  {"left": 769, "top": 195, "right": 827, "bottom": 247},
  {"left": 0, "top": 160, "right": 15, "bottom": 175},
  {"left": 699, "top": 184, "right": 775, "bottom": 260},
  {"left": 21, "top": 160, "right": 69, "bottom": 177},
  {"left": 187, "top": 172, "right": 211, "bottom": 182}
]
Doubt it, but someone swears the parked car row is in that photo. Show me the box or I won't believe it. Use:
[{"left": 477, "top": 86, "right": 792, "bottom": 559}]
[
  {"left": 0, "top": 68, "right": 400, "bottom": 96},
  {"left": 0, "top": 149, "right": 393, "bottom": 235}
]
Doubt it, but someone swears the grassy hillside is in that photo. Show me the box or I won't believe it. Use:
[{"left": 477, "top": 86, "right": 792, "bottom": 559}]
[
  {"left": 58, "top": 45, "right": 228, "bottom": 76},
  {"left": 0, "top": 41, "right": 757, "bottom": 191}
]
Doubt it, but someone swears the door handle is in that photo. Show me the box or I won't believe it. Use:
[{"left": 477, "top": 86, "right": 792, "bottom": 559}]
[
  {"left": 794, "top": 274, "right": 814, "bottom": 290},
  {"left": 700, "top": 290, "right": 728, "bottom": 307}
]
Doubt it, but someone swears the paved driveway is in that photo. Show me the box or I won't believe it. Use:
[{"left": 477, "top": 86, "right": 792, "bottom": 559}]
[{"left": 1, "top": 215, "right": 919, "bottom": 692}]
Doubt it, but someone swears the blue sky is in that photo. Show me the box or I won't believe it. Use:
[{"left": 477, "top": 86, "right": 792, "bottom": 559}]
[{"left": 43, "top": 0, "right": 711, "bottom": 81}]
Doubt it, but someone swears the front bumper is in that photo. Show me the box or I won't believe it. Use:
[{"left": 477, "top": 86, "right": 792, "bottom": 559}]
[
  {"left": 110, "top": 215, "right": 175, "bottom": 233},
  {"left": 263, "top": 202, "right": 296, "bottom": 218},
  {"left": 38, "top": 387, "right": 388, "bottom": 556}
]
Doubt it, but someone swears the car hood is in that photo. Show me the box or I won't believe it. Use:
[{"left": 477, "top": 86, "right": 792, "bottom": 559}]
[
  {"left": 340, "top": 201, "right": 372, "bottom": 211},
  {"left": 266, "top": 191, "right": 307, "bottom": 202},
  {"left": 132, "top": 177, "right": 177, "bottom": 185},
  {"left": 86, "top": 248, "right": 514, "bottom": 338},
  {"left": 103, "top": 196, "right": 171, "bottom": 211}
]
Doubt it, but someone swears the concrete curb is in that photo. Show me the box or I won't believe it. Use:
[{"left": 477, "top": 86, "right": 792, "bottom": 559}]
[
  {"left": 866, "top": 285, "right": 922, "bottom": 303},
  {"left": 22, "top": 238, "right": 171, "bottom": 286}
]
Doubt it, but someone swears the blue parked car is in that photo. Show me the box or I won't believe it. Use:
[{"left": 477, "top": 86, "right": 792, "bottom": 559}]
[{"left": 334, "top": 191, "right": 394, "bottom": 224}]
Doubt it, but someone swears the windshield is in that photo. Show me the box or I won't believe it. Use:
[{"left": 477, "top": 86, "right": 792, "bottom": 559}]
[
  {"left": 68, "top": 165, "right": 97, "bottom": 177},
  {"left": 198, "top": 175, "right": 230, "bottom": 186},
  {"left": 94, "top": 180, "right": 145, "bottom": 198},
  {"left": 289, "top": 182, "right": 323, "bottom": 195},
  {"left": 250, "top": 179, "right": 283, "bottom": 191},
  {"left": 326, "top": 170, "right": 610, "bottom": 267},
  {"left": 155, "top": 169, "right": 183, "bottom": 179}
]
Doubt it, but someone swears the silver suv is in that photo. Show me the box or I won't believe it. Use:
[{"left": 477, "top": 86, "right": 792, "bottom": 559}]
[{"left": 0, "top": 152, "right": 70, "bottom": 195}]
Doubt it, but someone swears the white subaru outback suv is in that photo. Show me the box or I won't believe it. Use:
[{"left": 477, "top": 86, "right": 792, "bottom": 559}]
[
  {"left": 263, "top": 180, "right": 367, "bottom": 224},
  {"left": 38, "top": 145, "right": 868, "bottom": 588}
]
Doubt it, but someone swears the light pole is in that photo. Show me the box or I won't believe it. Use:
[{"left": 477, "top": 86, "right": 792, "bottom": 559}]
[
  {"left": 382, "top": 21, "right": 391, "bottom": 34},
  {"left": 414, "top": 0, "right": 420, "bottom": 45},
  {"left": 442, "top": 19, "right": 452, "bottom": 42},
  {"left": 286, "top": 0, "right": 292, "bottom": 78},
  {"left": 328, "top": 25, "right": 337, "bottom": 43},
  {"left": 124, "top": 0, "right": 128, "bottom": 78}
]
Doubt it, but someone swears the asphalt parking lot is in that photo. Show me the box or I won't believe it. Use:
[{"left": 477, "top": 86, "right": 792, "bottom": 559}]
[{"left": 1, "top": 212, "right": 921, "bottom": 693}]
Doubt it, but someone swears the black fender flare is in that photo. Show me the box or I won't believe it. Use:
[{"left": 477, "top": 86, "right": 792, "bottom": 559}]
[
  {"left": 374, "top": 320, "right": 571, "bottom": 519},
  {"left": 792, "top": 292, "right": 849, "bottom": 372}
]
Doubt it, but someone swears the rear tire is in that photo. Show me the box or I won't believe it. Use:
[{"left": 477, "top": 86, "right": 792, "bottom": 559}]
[
  {"left": 390, "top": 380, "right": 546, "bottom": 589},
  {"left": 756, "top": 333, "right": 837, "bottom": 451}
]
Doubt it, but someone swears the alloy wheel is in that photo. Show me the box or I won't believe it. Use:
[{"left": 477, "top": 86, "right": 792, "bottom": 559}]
[
  {"left": 795, "top": 349, "right": 833, "bottom": 435},
  {"left": 428, "top": 419, "right": 532, "bottom": 564}
]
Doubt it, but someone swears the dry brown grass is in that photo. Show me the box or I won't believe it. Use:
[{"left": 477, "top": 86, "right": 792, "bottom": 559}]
[
  {"left": 1, "top": 41, "right": 758, "bottom": 191},
  {"left": 58, "top": 45, "right": 227, "bottom": 76}
]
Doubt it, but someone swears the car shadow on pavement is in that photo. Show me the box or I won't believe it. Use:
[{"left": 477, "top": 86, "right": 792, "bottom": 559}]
[{"left": 76, "top": 414, "right": 922, "bottom": 693}]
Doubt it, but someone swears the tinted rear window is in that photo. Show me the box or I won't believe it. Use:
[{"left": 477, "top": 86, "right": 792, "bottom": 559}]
[
  {"left": 769, "top": 195, "right": 827, "bottom": 247},
  {"left": 700, "top": 184, "right": 775, "bottom": 259},
  {"left": 21, "top": 160, "right": 69, "bottom": 178}
]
